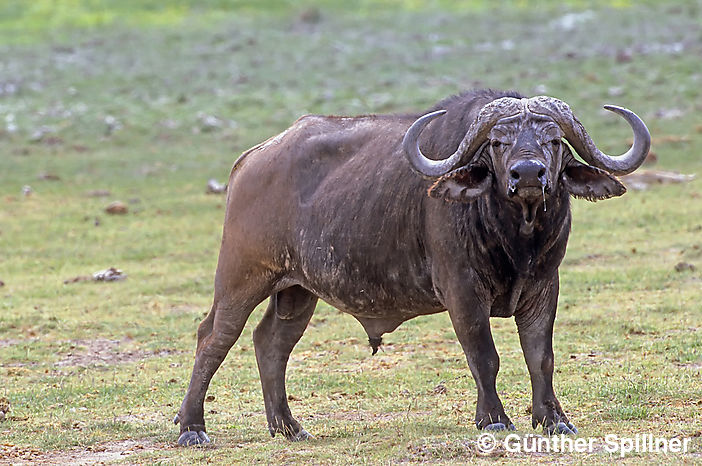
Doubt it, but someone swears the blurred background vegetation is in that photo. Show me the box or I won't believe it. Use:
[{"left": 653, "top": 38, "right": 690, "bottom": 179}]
[{"left": 0, "top": 0, "right": 691, "bottom": 42}]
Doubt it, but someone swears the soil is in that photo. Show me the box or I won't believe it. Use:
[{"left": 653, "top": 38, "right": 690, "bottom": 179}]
[
  {"left": 0, "top": 439, "right": 167, "bottom": 465},
  {"left": 54, "top": 339, "right": 183, "bottom": 367}
]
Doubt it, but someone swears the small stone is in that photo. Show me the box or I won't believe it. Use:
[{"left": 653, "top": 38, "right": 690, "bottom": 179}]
[
  {"left": 674, "top": 262, "right": 697, "bottom": 272},
  {"left": 643, "top": 151, "right": 658, "bottom": 166},
  {"left": 206, "top": 179, "right": 227, "bottom": 194},
  {"left": 197, "top": 113, "right": 222, "bottom": 132},
  {"left": 93, "top": 267, "right": 126, "bottom": 282},
  {"left": 104, "top": 115, "right": 121, "bottom": 135},
  {"left": 432, "top": 382, "right": 447, "bottom": 395},
  {"left": 299, "top": 7, "right": 322, "bottom": 24},
  {"left": 608, "top": 86, "right": 624, "bottom": 97},
  {"left": 105, "top": 201, "right": 128, "bottom": 215},
  {"left": 616, "top": 49, "right": 632, "bottom": 63}
]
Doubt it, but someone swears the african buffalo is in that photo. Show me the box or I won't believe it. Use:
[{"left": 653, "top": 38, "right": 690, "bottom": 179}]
[{"left": 174, "top": 89, "right": 650, "bottom": 445}]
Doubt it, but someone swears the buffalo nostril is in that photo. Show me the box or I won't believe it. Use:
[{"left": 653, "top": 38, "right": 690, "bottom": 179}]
[{"left": 510, "top": 159, "right": 547, "bottom": 187}]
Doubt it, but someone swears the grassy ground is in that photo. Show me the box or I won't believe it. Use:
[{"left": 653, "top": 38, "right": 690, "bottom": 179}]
[{"left": 1, "top": 0, "right": 701, "bottom": 463}]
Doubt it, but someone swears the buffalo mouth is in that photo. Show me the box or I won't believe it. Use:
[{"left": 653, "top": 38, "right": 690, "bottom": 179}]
[{"left": 508, "top": 184, "right": 550, "bottom": 236}]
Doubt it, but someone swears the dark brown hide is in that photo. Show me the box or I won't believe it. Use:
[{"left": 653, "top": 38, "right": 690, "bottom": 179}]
[{"left": 174, "top": 90, "right": 648, "bottom": 445}]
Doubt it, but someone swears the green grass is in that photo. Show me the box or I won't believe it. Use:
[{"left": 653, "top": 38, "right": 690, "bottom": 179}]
[{"left": 1, "top": 0, "right": 701, "bottom": 463}]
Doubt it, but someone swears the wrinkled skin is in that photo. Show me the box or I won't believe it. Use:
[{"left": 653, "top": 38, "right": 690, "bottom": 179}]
[{"left": 174, "top": 89, "right": 648, "bottom": 445}]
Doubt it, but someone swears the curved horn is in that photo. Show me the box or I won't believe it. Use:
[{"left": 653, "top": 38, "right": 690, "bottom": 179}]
[
  {"left": 594, "top": 105, "right": 651, "bottom": 174},
  {"left": 402, "top": 110, "right": 457, "bottom": 178},
  {"left": 403, "top": 97, "right": 524, "bottom": 178},
  {"left": 529, "top": 97, "right": 651, "bottom": 176}
]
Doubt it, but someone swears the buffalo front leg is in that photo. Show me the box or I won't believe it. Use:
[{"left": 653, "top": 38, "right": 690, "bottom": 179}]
[
  {"left": 175, "top": 277, "right": 272, "bottom": 446},
  {"left": 253, "top": 286, "right": 317, "bottom": 441},
  {"left": 515, "top": 279, "right": 577, "bottom": 435},
  {"left": 445, "top": 287, "right": 514, "bottom": 431}
]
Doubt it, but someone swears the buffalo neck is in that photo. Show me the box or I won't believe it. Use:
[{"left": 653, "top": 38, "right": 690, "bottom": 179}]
[{"left": 447, "top": 188, "right": 571, "bottom": 295}]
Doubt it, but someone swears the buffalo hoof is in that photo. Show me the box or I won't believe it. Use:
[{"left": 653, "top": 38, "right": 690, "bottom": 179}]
[
  {"left": 178, "top": 430, "right": 211, "bottom": 446},
  {"left": 484, "top": 422, "right": 516, "bottom": 431},
  {"left": 287, "top": 428, "right": 314, "bottom": 441},
  {"left": 546, "top": 422, "right": 578, "bottom": 435}
]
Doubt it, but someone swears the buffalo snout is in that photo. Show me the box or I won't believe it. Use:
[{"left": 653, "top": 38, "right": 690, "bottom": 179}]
[{"left": 508, "top": 159, "right": 548, "bottom": 198}]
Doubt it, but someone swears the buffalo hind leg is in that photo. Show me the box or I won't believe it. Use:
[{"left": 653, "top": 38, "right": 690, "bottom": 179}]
[
  {"left": 253, "top": 286, "right": 317, "bottom": 441},
  {"left": 515, "top": 279, "right": 577, "bottom": 435},
  {"left": 175, "top": 278, "right": 272, "bottom": 446}
]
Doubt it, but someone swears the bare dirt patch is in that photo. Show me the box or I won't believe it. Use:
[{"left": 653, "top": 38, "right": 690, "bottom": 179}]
[
  {"left": 0, "top": 340, "right": 18, "bottom": 348},
  {"left": 54, "top": 339, "right": 183, "bottom": 367},
  {"left": 313, "top": 409, "right": 434, "bottom": 422},
  {"left": 1, "top": 439, "right": 165, "bottom": 465}
]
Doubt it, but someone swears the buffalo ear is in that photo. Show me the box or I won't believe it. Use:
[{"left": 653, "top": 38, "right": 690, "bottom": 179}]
[
  {"left": 428, "top": 165, "right": 491, "bottom": 203},
  {"left": 562, "top": 163, "right": 626, "bottom": 201}
]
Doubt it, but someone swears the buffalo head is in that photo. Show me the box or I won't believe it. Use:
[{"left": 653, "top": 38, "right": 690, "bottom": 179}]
[{"left": 403, "top": 96, "right": 651, "bottom": 234}]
